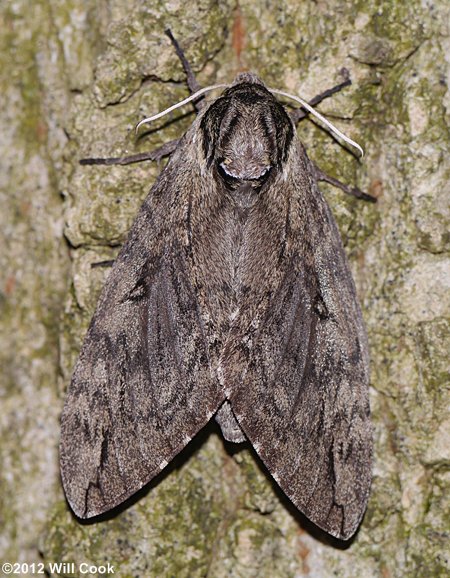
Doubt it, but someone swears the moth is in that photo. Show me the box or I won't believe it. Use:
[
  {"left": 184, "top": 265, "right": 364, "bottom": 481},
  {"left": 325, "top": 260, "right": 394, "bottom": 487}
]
[{"left": 60, "top": 35, "right": 373, "bottom": 541}]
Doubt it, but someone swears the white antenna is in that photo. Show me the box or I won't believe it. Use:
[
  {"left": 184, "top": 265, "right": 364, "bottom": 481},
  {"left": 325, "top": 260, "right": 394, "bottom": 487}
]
[
  {"left": 269, "top": 88, "right": 364, "bottom": 157},
  {"left": 135, "top": 82, "right": 364, "bottom": 158},
  {"left": 135, "top": 84, "right": 229, "bottom": 133}
]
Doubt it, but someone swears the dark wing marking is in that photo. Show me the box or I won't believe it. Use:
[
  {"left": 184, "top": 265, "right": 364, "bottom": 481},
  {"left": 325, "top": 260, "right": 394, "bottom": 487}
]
[
  {"left": 60, "top": 135, "right": 224, "bottom": 518},
  {"left": 225, "top": 147, "right": 372, "bottom": 540}
]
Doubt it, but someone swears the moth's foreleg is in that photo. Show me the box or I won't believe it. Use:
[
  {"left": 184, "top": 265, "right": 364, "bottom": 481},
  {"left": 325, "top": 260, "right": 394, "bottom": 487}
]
[
  {"left": 80, "top": 29, "right": 204, "bottom": 168},
  {"left": 165, "top": 29, "right": 202, "bottom": 99}
]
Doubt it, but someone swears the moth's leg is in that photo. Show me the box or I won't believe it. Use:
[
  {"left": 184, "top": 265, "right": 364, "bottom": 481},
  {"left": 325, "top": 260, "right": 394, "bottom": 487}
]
[
  {"left": 91, "top": 260, "right": 115, "bottom": 268},
  {"left": 165, "top": 29, "right": 202, "bottom": 96},
  {"left": 80, "top": 29, "right": 203, "bottom": 168},
  {"left": 290, "top": 72, "right": 376, "bottom": 203},
  {"left": 312, "top": 162, "right": 377, "bottom": 203},
  {"left": 80, "top": 138, "right": 180, "bottom": 166},
  {"left": 290, "top": 70, "right": 351, "bottom": 125}
]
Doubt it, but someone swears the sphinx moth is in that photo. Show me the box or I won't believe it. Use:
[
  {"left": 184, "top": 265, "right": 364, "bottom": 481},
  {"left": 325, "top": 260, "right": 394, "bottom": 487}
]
[{"left": 60, "top": 39, "right": 373, "bottom": 540}]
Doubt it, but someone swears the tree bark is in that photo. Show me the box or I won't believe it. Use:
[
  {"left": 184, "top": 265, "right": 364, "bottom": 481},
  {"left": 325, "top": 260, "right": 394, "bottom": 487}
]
[{"left": 0, "top": 1, "right": 448, "bottom": 576}]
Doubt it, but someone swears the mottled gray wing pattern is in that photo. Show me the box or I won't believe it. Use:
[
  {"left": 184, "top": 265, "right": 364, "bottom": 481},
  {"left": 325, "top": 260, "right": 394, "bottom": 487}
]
[
  {"left": 60, "top": 137, "right": 224, "bottom": 518},
  {"left": 226, "top": 150, "right": 372, "bottom": 540}
]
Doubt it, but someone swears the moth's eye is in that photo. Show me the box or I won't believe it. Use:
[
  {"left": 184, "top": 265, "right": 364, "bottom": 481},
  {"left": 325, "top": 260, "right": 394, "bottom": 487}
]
[
  {"left": 217, "top": 159, "right": 238, "bottom": 183},
  {"left": 218, "top": 158, "right": 272, "bottom": 181},
  {"left": 219, "top": 159, "right": 236, "bottom": 178},
  {"left": 257, "top": 166, "right": 271, "bottom": 177}
]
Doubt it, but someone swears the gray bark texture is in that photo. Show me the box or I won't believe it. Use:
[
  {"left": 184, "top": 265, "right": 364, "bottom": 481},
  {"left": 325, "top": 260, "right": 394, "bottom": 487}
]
[{"left": 0, "top": 1, "right": 449, "bottom": 577}]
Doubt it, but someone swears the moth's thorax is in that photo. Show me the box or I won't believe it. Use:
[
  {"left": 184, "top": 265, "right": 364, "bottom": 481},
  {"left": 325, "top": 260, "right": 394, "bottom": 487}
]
[{"left": 200, "top": 79, "right": 295, "bottom": 202}]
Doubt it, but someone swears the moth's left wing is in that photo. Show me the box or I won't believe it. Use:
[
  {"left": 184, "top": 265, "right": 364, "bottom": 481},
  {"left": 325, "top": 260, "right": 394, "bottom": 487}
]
[{"left": 60, "top": 136, "right": 224, "bottom": 518}]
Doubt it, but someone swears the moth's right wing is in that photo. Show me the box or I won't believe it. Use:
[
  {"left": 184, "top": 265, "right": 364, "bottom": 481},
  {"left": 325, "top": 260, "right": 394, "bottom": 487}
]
[
  {"left": 224, "top": 150, "right": 372, "bottom": 540},
  {"left": 60, "top": 138, "right": 224, "bottom": 518}
]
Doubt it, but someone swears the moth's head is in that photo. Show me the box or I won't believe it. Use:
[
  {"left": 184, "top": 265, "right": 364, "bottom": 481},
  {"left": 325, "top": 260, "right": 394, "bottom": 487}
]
[{"left": 200, "top": 75, "right": 294, "bottom": 190}]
